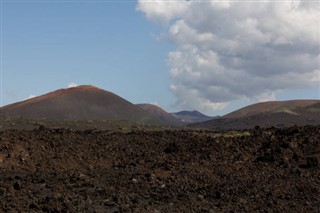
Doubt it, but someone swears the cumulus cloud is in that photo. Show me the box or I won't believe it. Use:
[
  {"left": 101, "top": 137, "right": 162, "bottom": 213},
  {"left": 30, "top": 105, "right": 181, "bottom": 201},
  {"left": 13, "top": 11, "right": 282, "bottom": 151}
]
[
  {"left": 137, "top": 0, "right": 320, "bottom": 111},
  {"left": 67, "top": 82, "right": 79, "bottom": 88},
  {"left": 136, "top": 0, "right": 189, "bottom": 24}
]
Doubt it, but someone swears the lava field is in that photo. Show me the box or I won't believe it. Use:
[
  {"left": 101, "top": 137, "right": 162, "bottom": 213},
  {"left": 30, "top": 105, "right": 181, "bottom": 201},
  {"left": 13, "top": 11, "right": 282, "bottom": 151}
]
[{"left": 0, "top": 126, "right": 319, "bottom": 212}]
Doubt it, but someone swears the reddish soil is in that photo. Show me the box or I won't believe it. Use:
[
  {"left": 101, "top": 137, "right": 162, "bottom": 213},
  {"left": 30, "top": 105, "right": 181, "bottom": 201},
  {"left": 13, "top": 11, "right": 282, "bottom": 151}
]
[
  {"left": 137, "top": 104, "right": 183, "bottom": 125},
  {"left": 224, "top": 100, "right": 319, "bottom": 118},
  {"left": 1, "top": 86, "right": 162, "bottom": 124},
  {"left": 0, "top": 126, "right": 319, "bottom": 212},
  {"left": 192, "top": 111, "right": 320, "bottom": 130}
]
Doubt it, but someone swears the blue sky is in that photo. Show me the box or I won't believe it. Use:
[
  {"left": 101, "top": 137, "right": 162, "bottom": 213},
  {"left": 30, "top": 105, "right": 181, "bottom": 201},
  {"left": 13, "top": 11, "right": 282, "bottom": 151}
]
[
  {"left": 1, "top": 1, "right": 175, "bottom": 110},
  {"left": 1, "top": 1, "right": 319, "bottom": 116}
]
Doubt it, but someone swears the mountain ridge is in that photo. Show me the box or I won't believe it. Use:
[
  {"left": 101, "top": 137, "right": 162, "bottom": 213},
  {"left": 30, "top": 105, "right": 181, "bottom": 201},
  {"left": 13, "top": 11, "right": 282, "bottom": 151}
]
[
  {"left": 191, "top": 100, "right": 320, "bottom": 130},
  {"left": 224, "top": 99, "right": 319, "bottom": 119},
  {"left": 1, "top": 85, "right": 163, "bottom": 125},
  {"left": 2, "top": 86, "right": 319, "bottom": 129},
  {"left": 136, "top": 104, "right": 183, "bottom": 125},
  {"left": 172, "top": 110, "right": 215, "bottom": 123}
]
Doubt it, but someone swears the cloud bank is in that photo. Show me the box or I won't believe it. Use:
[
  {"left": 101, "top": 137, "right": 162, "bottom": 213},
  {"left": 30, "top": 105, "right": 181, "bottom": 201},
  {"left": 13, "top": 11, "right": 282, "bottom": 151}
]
[{"left": 137, "top": 0, "right": 320, "bottom": 111}]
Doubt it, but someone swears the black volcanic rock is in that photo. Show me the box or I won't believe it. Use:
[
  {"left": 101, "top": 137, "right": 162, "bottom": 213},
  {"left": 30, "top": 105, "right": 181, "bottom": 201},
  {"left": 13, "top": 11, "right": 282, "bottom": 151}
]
[{"left": 1, "top": 126, "right": 319, "bottom": 212}]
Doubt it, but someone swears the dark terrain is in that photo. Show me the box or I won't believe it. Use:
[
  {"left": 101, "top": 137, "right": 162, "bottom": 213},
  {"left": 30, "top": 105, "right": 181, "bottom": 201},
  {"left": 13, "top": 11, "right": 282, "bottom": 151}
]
[
  {"left": 1, "top": 87, "right": 319, "bottom": 212},
  {"left": 0, "top": 125, "right": 319, "bottom": 212}
]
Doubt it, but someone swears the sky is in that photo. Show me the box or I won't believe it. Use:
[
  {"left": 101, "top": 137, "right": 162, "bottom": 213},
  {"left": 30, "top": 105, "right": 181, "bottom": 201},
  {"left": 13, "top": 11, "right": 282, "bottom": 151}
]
[{"left": 1, "top": 0, "right": 319, "bottom": 116}]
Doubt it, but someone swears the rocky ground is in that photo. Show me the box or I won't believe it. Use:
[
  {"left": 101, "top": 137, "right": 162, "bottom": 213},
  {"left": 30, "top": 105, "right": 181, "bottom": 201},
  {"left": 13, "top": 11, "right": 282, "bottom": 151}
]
[{"left": 0, "top": 126, "right": 319, "bottom": 212}]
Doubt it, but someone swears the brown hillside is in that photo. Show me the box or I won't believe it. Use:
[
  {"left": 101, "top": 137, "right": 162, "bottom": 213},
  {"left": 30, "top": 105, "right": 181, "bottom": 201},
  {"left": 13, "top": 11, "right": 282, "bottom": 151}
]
[
  {"left": 173, "top": 110, "right": 215, "bottom": 123},
  {"left": 1, "top": 85, "right": 162, "bottom": 124},
  {"left": 191, "top": 100, "right": 320, "bottom": 130},
  {"left": 137, "top": 104, "right": 183, "bottom": 125},
  {"left": 224, "top": 100, "right": 319, "bottom": 118}
]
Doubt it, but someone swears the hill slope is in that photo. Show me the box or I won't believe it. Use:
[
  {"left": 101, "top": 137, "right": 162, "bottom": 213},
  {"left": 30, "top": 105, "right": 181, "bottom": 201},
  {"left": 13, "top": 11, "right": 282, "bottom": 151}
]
[
  {"left": 1, "top": 85, "right": 162, "bottom": 124},
  {"left": 172, "top": 110, "right": 215, "bottom": 123},
  {"left": 137, "top": 104, "right": 183, "bottom": 125},
  {"left": 224, "top": 100, "right": 319, "bottom": 118},
  {"left": 192, "top": 100, "right": 320, "bottom": 130}
]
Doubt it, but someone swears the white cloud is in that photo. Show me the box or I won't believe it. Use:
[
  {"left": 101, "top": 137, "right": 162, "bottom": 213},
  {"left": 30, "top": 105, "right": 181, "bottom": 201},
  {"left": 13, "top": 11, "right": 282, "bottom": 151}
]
[
  {"left": 67, "top": 82, "right": 79, "bottom": 88},
  {"left": 136, "top": 0, "right": 190, "bottom": 24},
  {"left": 138, "top": 0, "right": 320, "bottom": 111},
  {"left": 150, "top": 101, "right": 159, "bottom": 106},
  {"left": 25, "top": 94, "right": 36, "bottom": 100}
]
